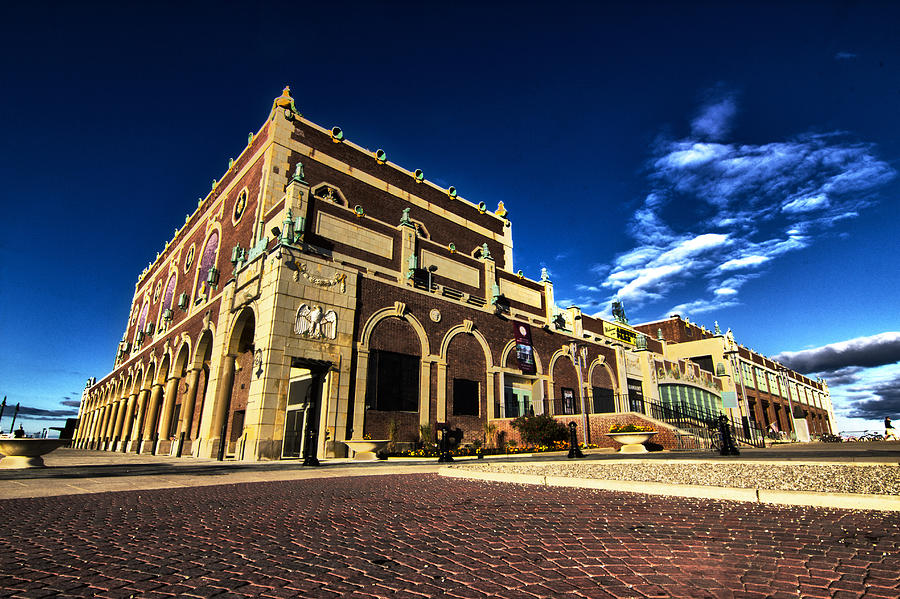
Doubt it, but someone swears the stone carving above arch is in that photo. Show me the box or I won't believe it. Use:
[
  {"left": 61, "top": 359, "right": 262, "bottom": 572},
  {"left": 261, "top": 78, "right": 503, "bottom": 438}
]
[
  {"left": 439, "top": 323, "right": 493, "bottom": 369},
  {"left": 359, "top": 306, "right": 430, "bottom": 357},
  {"left": 587, "top": 358, "right": 618, "bottom": 394},
  {"left": 548, "top": 347, "right": 575, "bottom": 375}
]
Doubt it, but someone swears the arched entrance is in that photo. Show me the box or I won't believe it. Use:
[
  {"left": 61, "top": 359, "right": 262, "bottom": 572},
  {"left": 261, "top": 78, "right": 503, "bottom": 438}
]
[
  {"left": 210, "top": 307, "right": 255, "bottom": 460},
  {"left": 179, "top": 329, "right": 213, "bottom": 456}
]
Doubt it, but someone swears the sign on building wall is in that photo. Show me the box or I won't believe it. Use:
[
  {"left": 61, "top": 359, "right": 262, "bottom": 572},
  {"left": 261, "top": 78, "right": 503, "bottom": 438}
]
[
  {"left": 721, "top": 391, "right": 738, "bottom": 409},
  {"left": 513, "top": 322, "right": 536, "bottom": 375},
  {"left": 603, "top": 322, "right": 636, "bottom": 345}
]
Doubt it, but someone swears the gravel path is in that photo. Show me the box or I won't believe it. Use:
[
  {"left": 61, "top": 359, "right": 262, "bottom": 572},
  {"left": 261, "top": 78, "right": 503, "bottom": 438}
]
[{"left": 450, "top": 461, "right": 900, "bottom": 495}]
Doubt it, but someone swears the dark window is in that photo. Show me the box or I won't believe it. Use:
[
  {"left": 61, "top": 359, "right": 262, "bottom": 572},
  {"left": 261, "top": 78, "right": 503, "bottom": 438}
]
[
  {"left": 453, "top": 379, "right": 479, "bottom": 416},
  {"left": 592, "top": 387, "right": 615, "bottom": 413},
  {"left": 627, "top": 378, "right": 644, "bottom": 412},
  {"left": 690, "top": 355, "right": 714, "bottom": 373},
  {"left": 366, "top": 349, "right": 419, "bottom": 411}
]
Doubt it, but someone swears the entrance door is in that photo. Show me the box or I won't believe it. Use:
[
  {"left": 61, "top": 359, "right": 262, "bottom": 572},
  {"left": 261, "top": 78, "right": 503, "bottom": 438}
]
[
  {"left": 503, "top": 377, "right": 533, "bottom": 418},
  {"left": 282, "top": 368, "right": 314, "bottom": 459},
  {"left": 281, "top": 360, "right": 329, "bottom": 460}
]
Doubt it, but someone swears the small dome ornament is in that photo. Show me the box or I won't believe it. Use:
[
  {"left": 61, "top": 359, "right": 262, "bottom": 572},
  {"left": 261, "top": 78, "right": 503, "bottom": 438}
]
[
  {"left": 274, "top": 86, "right": 293, "bottom": 108},
  {"left": 273, "top": 86, "right": 300, "bottom": 117}
]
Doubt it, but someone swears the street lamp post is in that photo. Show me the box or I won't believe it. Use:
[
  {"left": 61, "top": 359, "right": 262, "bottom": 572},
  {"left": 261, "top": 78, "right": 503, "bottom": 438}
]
[
  {"left": 569, "top": 342, "right": 590, "bottom": 443},
  {"left": 776, "top": 363, "right": 796, "bottom": 440},
  {"left": 722, "top": 331, "right": 752, "bottom": 433}
]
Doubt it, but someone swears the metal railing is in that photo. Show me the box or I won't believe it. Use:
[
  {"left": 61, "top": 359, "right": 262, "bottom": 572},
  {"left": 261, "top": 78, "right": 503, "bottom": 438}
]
[{"left": 633, "top": 396, "right": 765, "bottom": 448}]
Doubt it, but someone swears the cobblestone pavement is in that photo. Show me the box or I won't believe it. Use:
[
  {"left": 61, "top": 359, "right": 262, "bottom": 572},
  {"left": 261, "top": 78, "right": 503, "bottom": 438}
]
[{"left": 1, "top": 474, "right": 898, "bottom": 599}]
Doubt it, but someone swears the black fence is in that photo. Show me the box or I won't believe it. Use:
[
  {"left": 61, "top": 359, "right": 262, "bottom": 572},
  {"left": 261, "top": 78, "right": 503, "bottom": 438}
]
[
  {"left": 541, "top": 392, "right": 764, "bottom": 449},
  {"left": 632, "top": 395, "right": 765, "bottom": 448}
]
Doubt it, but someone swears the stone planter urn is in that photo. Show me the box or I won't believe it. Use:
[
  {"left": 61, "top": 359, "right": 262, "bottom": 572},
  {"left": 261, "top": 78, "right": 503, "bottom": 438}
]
[
  {"left": 0, "top": 439, "right": 68, "bottom": 468},
  {"left": 342, "top": 439, "right": 389, "bottom": 461},
  {"left": 606, "top": 431, "right": 657, "bottom": 454}
]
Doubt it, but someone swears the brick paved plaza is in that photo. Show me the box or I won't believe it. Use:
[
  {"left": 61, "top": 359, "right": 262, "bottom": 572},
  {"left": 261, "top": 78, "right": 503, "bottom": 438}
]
[{"left": 1, "top": 474, "right": 898, "bottom": 598}]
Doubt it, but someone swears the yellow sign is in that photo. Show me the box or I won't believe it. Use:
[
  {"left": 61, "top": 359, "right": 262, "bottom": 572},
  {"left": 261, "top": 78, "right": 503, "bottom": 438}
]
[{"left": 603, "top": 322, "right": 637, "bottom": 345}]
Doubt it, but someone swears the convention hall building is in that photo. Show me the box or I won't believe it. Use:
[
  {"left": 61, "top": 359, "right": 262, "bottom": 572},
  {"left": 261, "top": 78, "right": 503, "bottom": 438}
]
[{"left": 73, "top": 88, "right": 836, "bottom": 460}]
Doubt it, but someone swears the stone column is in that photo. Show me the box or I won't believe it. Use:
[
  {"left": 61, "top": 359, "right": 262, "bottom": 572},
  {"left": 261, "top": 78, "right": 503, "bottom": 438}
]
[
  {"left": 209, "top": 355, "right": 236, "bottom": 459},
  {"left": 435, "top": 359, "right": 447, "bottom": 423},
  {"left": 178, "top": 368, "right": 203, "bottom": 438},
  {"left": 132, "top": 388, "right": 150, "bottom": 449},
  {"left": 157, "top": 376, "right": 181, "bottom": 440},
  {"left": 80, "top": 409, "right": 94, "bottom": 448},
  {"left": 120, "top": 393, "right": 139, "bottom": 447},
  {"left": 90, "top": 408, "right": 104, "bottom": 448},
  {"left": 103, "top": 403, "right": 117, "bottom": 447},
  {"left": 142, "top": 383, "right": 165, "bottom": 444},
  {"left": 112, "top": 398, "right": 128, "bottom": 447},
  {"left": 419, "top": 359, "right": 432, "bottom": 428},
  {"left": 352, "top": 348, "right": 369, "bottom": 440}
]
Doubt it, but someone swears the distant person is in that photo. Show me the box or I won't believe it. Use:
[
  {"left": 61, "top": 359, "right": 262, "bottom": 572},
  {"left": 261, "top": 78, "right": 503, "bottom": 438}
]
[
  {"left": 886, "top": 417, "right": 898, "bottom": 441},
  {"left": 13, "top": 425, "right": 25, "bottom": 438}
]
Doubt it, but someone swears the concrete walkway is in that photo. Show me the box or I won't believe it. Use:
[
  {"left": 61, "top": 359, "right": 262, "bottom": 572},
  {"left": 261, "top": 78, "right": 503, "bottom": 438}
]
[
  {"left": 1, "top": 442, "right": 898, "bottom": 503},
  {"left": 2, "top": 473, "right": 898, "bottom": 598}
]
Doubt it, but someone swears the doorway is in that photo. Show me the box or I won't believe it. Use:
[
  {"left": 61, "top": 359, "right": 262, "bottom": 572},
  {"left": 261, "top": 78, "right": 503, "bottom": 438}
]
[
  {"left": 503, "top": 376, "right": 534, "bottom": 418},
  {"left": 281, "top": 359, "right": 329, "bottom": 459}
]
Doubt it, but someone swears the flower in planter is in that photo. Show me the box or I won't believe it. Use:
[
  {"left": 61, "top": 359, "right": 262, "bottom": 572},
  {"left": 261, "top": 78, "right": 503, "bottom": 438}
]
[{"left": 609, "top": 424, "right": 655, "bottom": 433}]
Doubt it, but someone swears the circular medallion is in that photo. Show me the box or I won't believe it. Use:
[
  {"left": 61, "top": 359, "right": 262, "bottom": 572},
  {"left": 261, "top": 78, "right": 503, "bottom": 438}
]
[
  {"left": 153, "top": 280, "right": 162, "bottom": 303},
  {"left": 429, "top": 309, "right": 441, "bottom": 323},
  {"left": 233, "top": 189, "right": 247, "bottom": 224},
  {"left": 184, "top": 244, "right": 195, "bottom": 273}
]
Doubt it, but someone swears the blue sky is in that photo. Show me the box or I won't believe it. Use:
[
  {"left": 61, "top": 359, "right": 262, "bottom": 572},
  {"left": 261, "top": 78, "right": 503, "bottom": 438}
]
[{"left": 1, "top": 1, "right": 898, "bottom": 436}]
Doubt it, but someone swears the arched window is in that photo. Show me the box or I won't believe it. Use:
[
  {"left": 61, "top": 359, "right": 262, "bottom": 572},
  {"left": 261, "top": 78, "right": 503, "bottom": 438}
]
[
  {"left": 162, "top": 273, "right": 177, "bottom": 310},
  {"left": 135, "top": 302, "right": 149, "bottom": 345},
  {"left": 195, "top": 231, "right": 220, "bottom": 297}
]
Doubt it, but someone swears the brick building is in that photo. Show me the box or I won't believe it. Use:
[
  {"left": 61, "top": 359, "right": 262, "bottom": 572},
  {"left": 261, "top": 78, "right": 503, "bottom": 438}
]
[
  {"left": 74, "top": 88, "right": 834, "bottom": 460},
  {"left": 634, "top": 316, "right": 836, "bottom": 440}
]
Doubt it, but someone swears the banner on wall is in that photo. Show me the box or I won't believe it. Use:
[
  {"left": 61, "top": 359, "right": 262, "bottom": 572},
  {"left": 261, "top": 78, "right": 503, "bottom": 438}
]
[{"left": 513, "top": 322, "right": 536, "bottom": 375}]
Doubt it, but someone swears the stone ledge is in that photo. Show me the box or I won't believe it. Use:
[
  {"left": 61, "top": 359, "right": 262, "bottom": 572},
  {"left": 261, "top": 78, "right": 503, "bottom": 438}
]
[{"left": 439, "top": 467, "right": 900, "bottom": 512}]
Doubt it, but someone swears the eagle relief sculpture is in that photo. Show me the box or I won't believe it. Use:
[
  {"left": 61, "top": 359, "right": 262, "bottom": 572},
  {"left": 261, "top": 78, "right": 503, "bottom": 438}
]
[{"left": 294, "top": 304, "right": 338, "bottom": 340}]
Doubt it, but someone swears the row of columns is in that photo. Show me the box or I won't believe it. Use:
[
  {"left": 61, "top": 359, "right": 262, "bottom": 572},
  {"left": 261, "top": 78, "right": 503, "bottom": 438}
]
[{"left": 75, "top": 367, "right": 207, "bottom": 454}]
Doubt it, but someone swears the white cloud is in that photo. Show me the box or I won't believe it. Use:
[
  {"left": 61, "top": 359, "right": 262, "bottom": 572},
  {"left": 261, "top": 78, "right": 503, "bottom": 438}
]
[
  {"left": 581, "top": 92, "right": 895, "bottom": 319},
  {"left": 782, "top": 194, "right": 830, "bottom": 213},
  {"left": 663, "top": 143, "right": 728, "bottom": 167},
  {"left": 691, "top": 96, "right": 737, "bottom": 140},
  {"left": 665, "top": 297, "right": 739, "bottom": 317},
  {"left": 717, "top": 255, "right": 770, "bottom": 271}
]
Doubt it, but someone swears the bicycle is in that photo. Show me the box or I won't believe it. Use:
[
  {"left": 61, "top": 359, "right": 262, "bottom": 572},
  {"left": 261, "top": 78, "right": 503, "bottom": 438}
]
[{"left": 859, "top": 431, "right": 884, "bottom": 441}]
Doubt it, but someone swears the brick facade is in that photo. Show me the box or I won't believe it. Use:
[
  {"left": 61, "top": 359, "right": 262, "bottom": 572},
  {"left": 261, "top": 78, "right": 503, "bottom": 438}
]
[{"left": 74, "top": 88, "right": 834, "bottom": 462}]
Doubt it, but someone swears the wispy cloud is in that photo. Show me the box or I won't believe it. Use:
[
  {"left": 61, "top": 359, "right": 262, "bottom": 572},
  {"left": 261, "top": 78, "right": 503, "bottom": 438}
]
[
  {"left": 584, "top": 90, "right": 894, "bottom": 319},
  {"left": 691, "top": 95, "right": 737, "bottom": 141},
  {"left": 834, "top": 51, "right": 857, "bottom": 60},
  {"left": 774, "top": 332, "right": 900, "bottom": 423},
  {"left": 773, "top": 332, "right": 900, "bottom": 373},
  {"left": 10, "top": 405, "right": 79, "bottom": 419}
]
